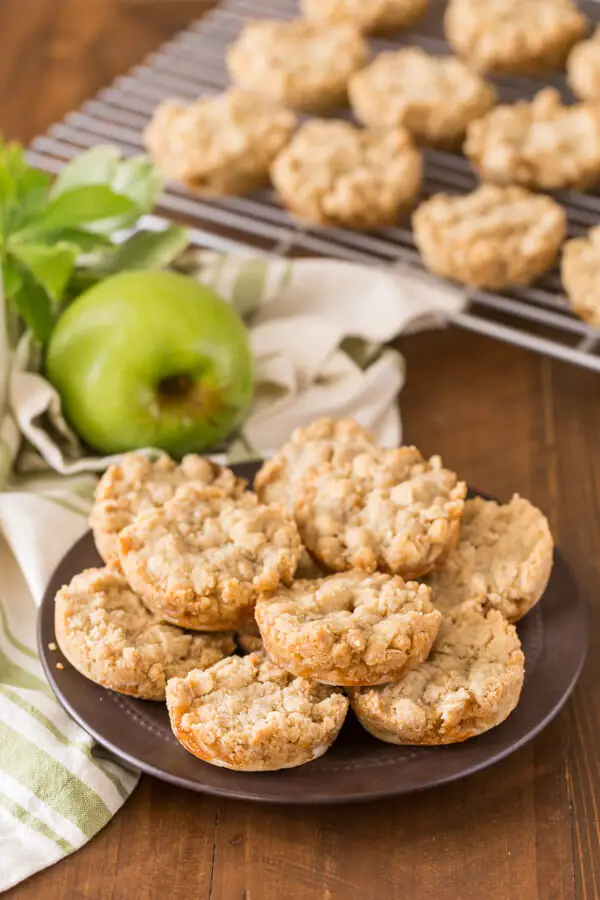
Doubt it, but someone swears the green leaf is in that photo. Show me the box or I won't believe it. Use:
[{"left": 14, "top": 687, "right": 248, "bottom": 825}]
[
  {"left": 0, "top": 141, "right": 52, "bottom": 239},
  {"left": 39, "top": 227, "right": 114, "bottom": 252},
  {"left": 50, "top": 146, "right": 121, "bottom": 198},
  {"left": 19, "top": 185, "right": 137, "bottom": 236},
  {"left": 2, "top": 259, "right": 22, "bottom": 298},
  {"left": 112, "top": 155, "right": 162, "bottom": 216},
  {"left": 8, "top": 241, "right": 77, "bottom": 303},
  {"left": 97, "top": 227, "right": 188, "bottom": 274},
  {"left": 10, "top": 260, "right": 55, "bottom": 343}
]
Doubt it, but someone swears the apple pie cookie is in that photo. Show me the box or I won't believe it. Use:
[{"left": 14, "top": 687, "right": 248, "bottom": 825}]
[
  {"left": 426, "top": 496, "right": 553, "bottom": 623},
  {"left": 258, "top": 421, "right": 465, "bottom": 578},
  {"left": 465, "top": 89, "right": 600, "bottom": 192},
  {"left": 300, "top": 0, "right": 429, "bottom": 34},
  {"left": 349, "top": 48, "right": 495, "bottom": 148},
  {"left": 54, "top": 568, "right": 235, "bottom": 700},
  {"left": 144, "top": 90, "right": 297, "bottom": 196},
  {"left": 255, "top": 417, "right": 377, "bottom": 513},
  {"left": 413, "top": 185, "right": 566, "bottom": 290},
  {"left": 119, "top": 483, "right": 302, "bottom": 631},
  {"left": 227, "top": 19, "right": 369, "bottom": 111},
  {"left": 349, "top": 605, "right": 525, "bottom": 744},
  {"left": 166, "top": 652, "right": 349, "bottom": 770},
  {"left": 562, "top": 226, "right": 600, "bottom": 327},
  {"left": 568, "top": 27, "right": 600, "bottom": 102},
  {"left": 255, "top": 571, "right": 441, "bottom": 686},
  {"left": 445, "top": 0, "right": 587, "bottom": 75},
  {"left": 91, "top": 452, "right": 246, "bottom": 569},
  {"left": 270, "top": 119, "right": 422, "bottom": 228}
]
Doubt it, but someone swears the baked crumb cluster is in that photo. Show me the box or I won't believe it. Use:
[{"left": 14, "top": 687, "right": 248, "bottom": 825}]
[{"left": 55, "top": 416, "right": 553, "bottom": 769}]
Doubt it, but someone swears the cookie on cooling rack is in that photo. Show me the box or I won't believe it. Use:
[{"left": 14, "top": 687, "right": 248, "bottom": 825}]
[
  {"left": 445, "top": 0, "right": 587, "bottom": 75},
  {"left": 227, "top": 19, "right": 369, "bottom": 111},
  {"left": 426, "top": 495, "right": 553, "bottom": 623},
  {"left": 270, "top": 119, "right": 422, "bottom": 228},
  {"left": 143, "top": 90, "right": 297, "bottom": 196},
  {"left": 257, "top": 419, "right": 466, "bottom": 579},
  {"left": 90, "top": 452, "right": 246, "bottom": 569},
  {"left": 349, "top": 605, "right": 525, "bottom": 745},
  {"left": 562, "top": 226, "right": 600, "bottom": 327},
  {"left": 166, "top": 652, "right": 349, "bottom": 770},
  {"left": 413, "top": 184, "right": 566, "bottom": 290},
  {"left": 255, "top": 571, "right": 441, "bottom": 686},
  {"left": 465, "top": 89, "right": 600, "bottom": 192},
  {"left": 54, "top": 568, "right": 235, "bottom": 700},
  {"left": 568, "top": 27, "right": 600, "bottom": 102},
  {"left": 349, "top": 48, "right": 495, "bottom": 148},
  {"left": 119, "top": 483, "right": 302, "bottom": 631},
  {"left": 300, "top": 0, "right": 429, "bottom": 34}
]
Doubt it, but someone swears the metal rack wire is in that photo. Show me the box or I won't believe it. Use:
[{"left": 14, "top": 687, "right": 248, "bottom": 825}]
[{"left": 25, "top": 0, "right": 600, "bottom": 371}]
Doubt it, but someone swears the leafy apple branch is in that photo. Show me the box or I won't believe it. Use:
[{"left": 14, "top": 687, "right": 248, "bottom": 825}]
[{"left": 0, "top": 142, "right": 188, "bottom": 343}]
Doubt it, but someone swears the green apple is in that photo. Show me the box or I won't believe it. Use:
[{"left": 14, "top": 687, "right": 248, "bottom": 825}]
[{"left": 45, "top": 270, "right": 253, "bottom": 456}]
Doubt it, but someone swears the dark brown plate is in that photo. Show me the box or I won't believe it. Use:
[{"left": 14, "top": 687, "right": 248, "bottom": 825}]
[{"left": 38, "top": 462, "right": 588, "bottom": 804}]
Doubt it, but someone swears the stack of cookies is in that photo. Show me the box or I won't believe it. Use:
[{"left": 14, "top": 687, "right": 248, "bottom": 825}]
[
  {"left": 143, "top": 0, "right": 600, "bottom": 327},
  {"left": 54, "top": 417, "right": 554, "bottom": 772}
]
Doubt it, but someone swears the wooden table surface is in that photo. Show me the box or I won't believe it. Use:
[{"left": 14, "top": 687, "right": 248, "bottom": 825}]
[{"left": 3, "top": 1, "right": 600, "bottom": 898}]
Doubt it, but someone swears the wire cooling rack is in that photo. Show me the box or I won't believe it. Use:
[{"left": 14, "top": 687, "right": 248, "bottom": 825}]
[{"left": 25, "top": 0, "right": 600, "bottom": 372}]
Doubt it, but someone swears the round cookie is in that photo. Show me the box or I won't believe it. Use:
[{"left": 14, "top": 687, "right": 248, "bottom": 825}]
[
  {"left": 166, "top": 652, "right": 349, "bottom": 770},
  {"left": 119, "top": 483, "right": 302, "bottom": 631},
  {"left": 562, "top": 226, "right": 600, "bottom": 327},
  {"left": 300, "top": 0, "right": 429, "bottom": 34},
  {"left": 255, "top": 417, "right": 377, "bottom": 513},
  {"left": 258, "top": 421, "right": 465, "bottom": 579},
  {"left": 349, "top": 605, "right": 525, "bottom": 745},
  {"left": 226, "top": 19, "right": 369, "bottom": 112},
  {"left": 568, "top": 27, "right": 600, "bottom": 102},
  {"left": 90, "top": 451, "right": 246, "bottom": 569},
  {"left": 54, "top": 567, "right": 235, "bottom": 700},
  {"left": 426, "top": 495, "right": 553, "bottom": 623},
  {"left": 413, "top": 185, "right": 566, "bottom": 290},
  {"left": 349, "top": 48, "right": 495, "bottom": 148},
  {"left": 445, "top": 0, "right": 587, "bottom": 75},
  {"left": 465, "top": 88, "right": 600, "bottom": 192},
  {"left": 270, "top": 119, "right": 422, "bottom": 228},
  {"left": 255, "top": 571, "right": 441, "bottom": 686},
  {"left": 144, "top": 90, "right": 297, "bottom": 196}
]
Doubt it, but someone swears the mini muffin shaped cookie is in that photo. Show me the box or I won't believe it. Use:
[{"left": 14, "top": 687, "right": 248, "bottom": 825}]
[
  {"left": 301, "top": 0, "right": 429, "bottom": 34},
  {"left": 349, "top": 48, "right": 495, "bottom": 148},
  {"left": 568, "top": 27, "right": 600, "bottom": 102},
  {"left": 413, "top": 185, "right": 566, "bottom": 290},
  {"left": 271, "top": 120, "right": 422, "bottom": 228},
  {"left": 465, "top": 89, "right": 600, "bottom": 192},
  {"left": 445, "top": 0, "right": 587, "bottom": 75},
  {"left": 295, "top": 446, "right": 466, "bottom": 579},
  {"left": 258, "top": 422, "right": 466, "bottom": 578},
  {"left": 166, "top": 652, "right": 349, "bottom": 770},
  {"left": 144, "top": 90, "right": 297, "bottom": 196},
  {"left": 119, "top": 484, "right": 302, "bottom": 631},
  {"left": 427, "top": 496, "right": 553, "bottom": 622},
  {"left": 562, "top": 226, "right": 600, "bottom": 327},
  {"left": 255, "top": 417, "right": 377, "bottom": 513},
  {"left": 227, "top": 19, "right": 369, "bottom": 111},
  {"left": 255, "top": 571, "right": 441, "bottom": 686},
  {"left": 91, "top": 452, "right": 246, "bottom": 569},
  {"left": 349, "top": 606, "right": 525, "bottom": 745},
  {"left": 55, "top": 568, "right": 234, "bottom": 700}
]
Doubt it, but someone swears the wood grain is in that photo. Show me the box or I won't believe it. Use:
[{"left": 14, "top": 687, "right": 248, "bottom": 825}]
[{"left": 2, "top": 2, "right": 599, "bottom": 899}]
